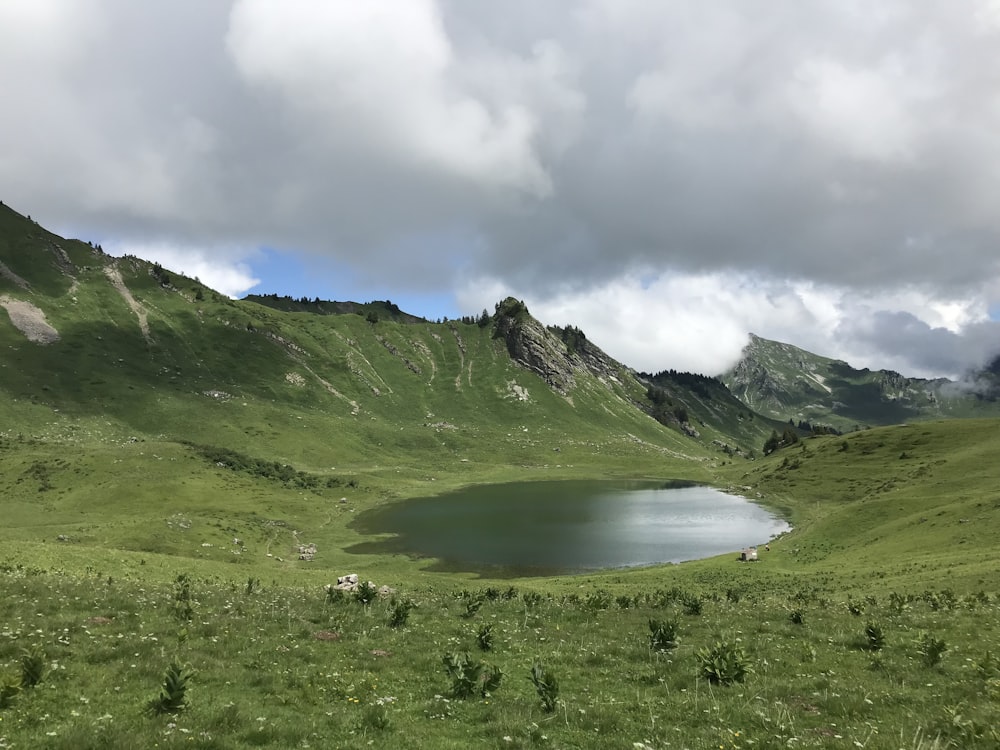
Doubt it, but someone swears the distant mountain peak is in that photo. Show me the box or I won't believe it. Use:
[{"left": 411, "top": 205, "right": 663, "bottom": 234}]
[{"left": 722, "top": 334, "right": 1000, "bottom": 428}]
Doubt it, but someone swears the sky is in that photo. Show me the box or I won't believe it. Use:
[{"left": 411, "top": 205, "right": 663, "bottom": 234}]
[{"left": 3, "top": 1, "right": 1000, "bottom": 379}]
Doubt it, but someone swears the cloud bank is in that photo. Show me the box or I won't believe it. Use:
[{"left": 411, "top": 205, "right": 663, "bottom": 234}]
[{"left": 2, "top": 0, "right": 999, "bottom": 376}]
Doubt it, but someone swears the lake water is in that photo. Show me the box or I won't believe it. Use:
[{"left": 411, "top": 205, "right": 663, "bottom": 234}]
[{"left": 350, "top": 479, "right": 789, "bottom": 575}]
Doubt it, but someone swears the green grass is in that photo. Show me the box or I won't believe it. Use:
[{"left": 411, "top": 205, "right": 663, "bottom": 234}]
[
  {"left": 4, "top": 203, "right": 1000, "bottom": 746},
  {"left": 1, "top": 565, "right": 999, "bottom": 748}
]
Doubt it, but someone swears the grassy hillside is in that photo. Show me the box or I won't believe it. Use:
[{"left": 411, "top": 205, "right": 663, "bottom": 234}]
[{"left": 3, "top": 202, "right": 1000, "bottom": 747}]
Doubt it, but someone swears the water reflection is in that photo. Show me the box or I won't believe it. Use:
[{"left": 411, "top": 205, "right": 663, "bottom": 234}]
[{"left": 350, "top": 479, "right": 788, "bottom": 575}]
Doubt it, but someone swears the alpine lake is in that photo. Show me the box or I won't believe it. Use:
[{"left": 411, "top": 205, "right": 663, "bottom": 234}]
[{"left": 350, "top": 479, "right": 790, "bottom": 576}]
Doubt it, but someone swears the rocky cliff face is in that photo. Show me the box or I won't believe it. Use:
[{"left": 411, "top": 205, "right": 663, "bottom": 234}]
[{"left": 491, "top": 298, "right": 629, "bottom": 394}]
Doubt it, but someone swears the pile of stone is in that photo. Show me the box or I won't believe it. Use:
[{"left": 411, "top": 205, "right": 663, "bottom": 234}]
[{"left": 327, "top": 573, "right": 395, "bottom": 597}]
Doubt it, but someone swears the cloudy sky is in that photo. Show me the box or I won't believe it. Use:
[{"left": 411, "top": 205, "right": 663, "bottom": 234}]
[{"left": 3, "top": 0, "right": 1000, "bottom": 378}]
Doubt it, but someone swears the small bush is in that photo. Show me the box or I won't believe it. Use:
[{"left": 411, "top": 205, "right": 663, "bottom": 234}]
[
  {"left": 354, "top": 581, "right": 378, "bottom": 606},
  {"left": 696, "top": 641, "right": 749, "bottom": 685},
  {"left": 19, "top": 645, "right": 46, "bottom": 688},
  {"left": 682, "top": 594, "right": 703, "bottom": 616},
  {"left": 916, "top": 632, "right": 947, "bottom": 667},
  {"left": 522, "top": 591, "right": 543, "bottom": 608},
  {"left": 462, "top": 596, "right": 484, "bottom": 619},
  {"left": 388, "top": 598, "right": 415, "bottom": 628},
  {"left": 476, "top": 623, "right": 495, "bottom": 652},
  {"left": 864, "top": 622, "right": 885, "bottom": 652},
  {"left": 529, "top": 660, "right": 560, "bottom": 712},
  {"left": 0, "top": 675, "right": 20, "bottom": 709},
  {"left": 648, "top": 619, "right": 679, "bottom": 652},
  {"left": 173, "top": 573, "right": 194, "bottom": 622},
  {"left": 148, "top": 661, "right": 192, "bottom": 715},
  {"left": 442, "top": 653, "right": 502, "bottom": 699}
]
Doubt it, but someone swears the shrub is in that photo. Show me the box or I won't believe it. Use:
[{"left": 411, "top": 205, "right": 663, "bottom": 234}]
[
  {"left": 522, "top": 591, "right": 543, "bottom": 608},
  {"left": 864, "top": 622, "right": 885, "bottom": 652},
  {"left": 462, "top": 595, "right": 484, "bottom": 619},
  {"left": 476, "top": 624, "right": 495, "bottom": 652},
  {"left": 696, "top": 641, "right": 749, "bottom": 685},
  {"left": 583, "top": 590, "right": 612, "bottom": 614},
  {"left": 916, "top": 632, "right": 947, "bottom": 667},
  {"left": 648, "top": 619, "right": 679, "bottom": 652},
  {"left": 529, "top": 661, "right": 560, "bottom": 712},
  {"left": 0, "top": 675, "right": 20, "bottom": 709},
  {"left": 388, "top": 598, "right": 415, "bottom": 628},
  {"left": 19, "top": 645, "right": 46, "bottom": 688},
  {"left": 147, "top": 662, "right": 192, "bottom": 715},
  {"left": 682, "top": 594, "right": 703, "bottom": 616},
  {"left": 442, "top": 653, "right": 502, "bottom": 699},
  {"left": 354, "top": 580, "right": 378, "bottom": 606},
  {"left": 173, "top": 573, "right": 194, "bottom": 622}
]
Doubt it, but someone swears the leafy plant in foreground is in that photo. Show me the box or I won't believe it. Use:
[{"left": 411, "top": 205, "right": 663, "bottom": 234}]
[
  {"left": 441, "top": 652, "right": 502, "bottom": 699},
  {"left": 521, "top": 591, "right": 542, "bottom": 608},
  {"left": 696, "top": 641, "right": 749, "bottom": 685},
  {"left": 0, "top": 675, "right": 20, "bottom": 709},
  {"left": 529, "top": 660, "right": 560, "bottom": 713},
  {"left": 462, "top": 595, "right": 484, "bottom": 619},
  {"left": 354, "top": 580, "right": 378, "bottom": 606},
  {"left": 476, "top": 623, "right": 495, "bottom": 651},
  {"left": 648, "top": 618, "right": 679, "bottom": 652},
  {"left": 147, "top": 661, "right": 192, "bottom": 715},
  {"left": 682, "top": 594, "right": 703, "bottom": 616},
  {"left": 19, "top": 645, "right": 46, "bottom": 688},
  {"left": 916, "top": 632, "right": 947, "bottom": 667},
  {"left": 388, "top": 597, "right": 414, "bottom": 628},
  {"left": 173, "top": 573, "right": 194, "bottom": 622},
  {"left": 863, "top": 622, "right": 885, "bottom": 652}
]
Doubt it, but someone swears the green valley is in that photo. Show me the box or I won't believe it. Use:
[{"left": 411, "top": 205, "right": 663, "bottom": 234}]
[{"left": 1, "top": 202, "right": 999, "bottom": 748}]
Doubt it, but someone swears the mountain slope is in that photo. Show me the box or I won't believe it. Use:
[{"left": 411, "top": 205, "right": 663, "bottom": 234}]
[
  {"left": 721, "top": 333, "right": 1000, "bottom": 430},
  {"left": 0, "top": 202, "right": 738, "bottom": 476}
]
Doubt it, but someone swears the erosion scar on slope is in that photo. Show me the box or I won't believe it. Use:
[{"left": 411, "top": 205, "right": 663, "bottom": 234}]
[
  {"left": 0, "top": 295, "right": 60, "bottom": 343},
  {"left": 104, "top": 267, "right": 152, "bottom": 343}
]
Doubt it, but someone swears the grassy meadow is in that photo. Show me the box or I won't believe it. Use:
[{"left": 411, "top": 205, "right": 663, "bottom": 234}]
[
  {"left": 2, "top": 418, "right": 1000, "bottom": 749},
  {"left": 2, "top": 204, "right": 1000, "bottom": 747}
]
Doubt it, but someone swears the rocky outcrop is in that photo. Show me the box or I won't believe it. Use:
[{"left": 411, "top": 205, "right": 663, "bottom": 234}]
[
  {"left": 491, "top": 298, "right": 631, "bottom": 395},
  {"left": 492, "top": 298, "right": 577, "bottom": 393}
]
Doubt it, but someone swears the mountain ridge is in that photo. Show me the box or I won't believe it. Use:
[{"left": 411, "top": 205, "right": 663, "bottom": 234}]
[{"left": 721, "top": 332, "right": 1000, "bottom": 430}]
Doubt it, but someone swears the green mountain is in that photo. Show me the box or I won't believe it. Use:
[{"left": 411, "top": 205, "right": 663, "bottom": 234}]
[
  {"left": 2, "top": 201, "right": 789, "bottom": 562},
  {"left": 6, "top": 202, "right": 1000, "bottom": 749},
  {"left": 720, "top": 333, "right": 1000, "bottom": 431}
]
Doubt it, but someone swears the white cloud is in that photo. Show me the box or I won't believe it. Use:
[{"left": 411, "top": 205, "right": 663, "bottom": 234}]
[
  {"left": 226, "top": 0, "right": 554, "bottom": 195},
  {"left": 105, "top": 242, "right": 260, "bottom": 299},
  {"left": 459, "top": 270, "right": 999, "bottom": 379},
  {"left": 3, "top": 1, "right": 1000, "bottom": 379}
]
